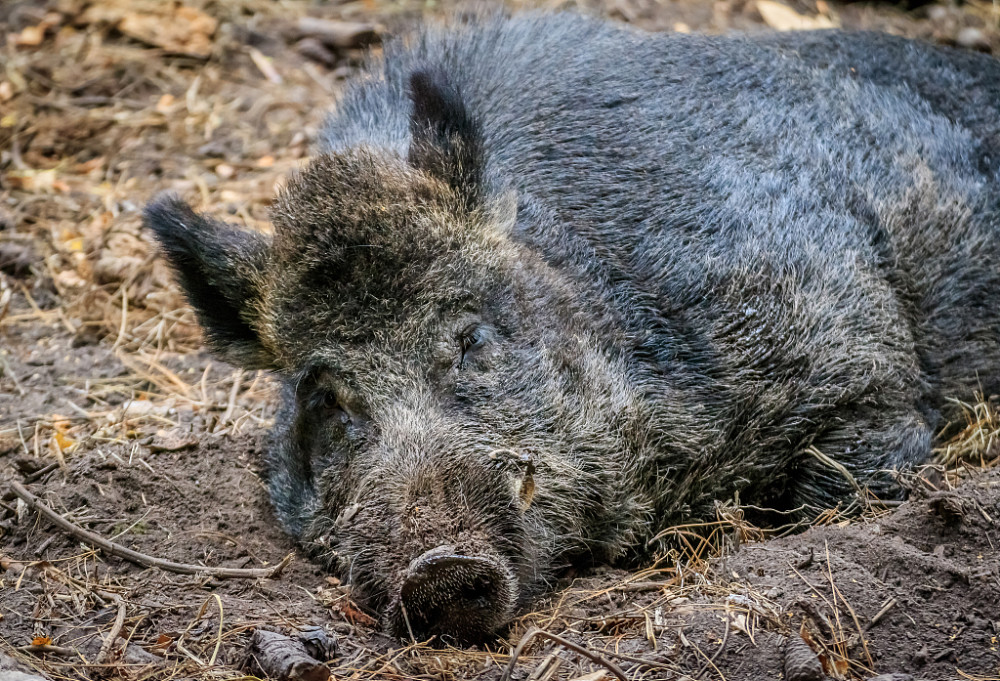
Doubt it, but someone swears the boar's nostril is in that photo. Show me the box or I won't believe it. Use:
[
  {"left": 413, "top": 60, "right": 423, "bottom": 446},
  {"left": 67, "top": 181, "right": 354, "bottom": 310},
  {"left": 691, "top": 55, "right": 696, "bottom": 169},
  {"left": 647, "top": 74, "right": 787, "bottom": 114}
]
[
  {"left": 396, "top": 546, "right": 513, "bottom": 643},
  {"left": 459, "top": 575, "right": 492, "bottom": 604}
]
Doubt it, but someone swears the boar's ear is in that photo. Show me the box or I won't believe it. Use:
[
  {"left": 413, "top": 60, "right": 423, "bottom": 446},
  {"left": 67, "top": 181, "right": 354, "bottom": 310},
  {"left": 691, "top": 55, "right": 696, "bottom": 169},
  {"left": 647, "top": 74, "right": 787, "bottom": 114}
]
[
  {"left": 143, "top": 195, "right": 274, "bottom": 369},
  {"left": 407, "top": 68, "right": 484, "bottom": 208}
]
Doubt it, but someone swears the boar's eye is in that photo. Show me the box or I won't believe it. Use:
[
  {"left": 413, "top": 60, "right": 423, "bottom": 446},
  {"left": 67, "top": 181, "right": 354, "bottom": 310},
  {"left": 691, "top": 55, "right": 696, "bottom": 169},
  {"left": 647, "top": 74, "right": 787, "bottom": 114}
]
[
  {"left": 459, "top": 324, "right": 487, "bottom": 366},
  {"left": 317, "top": 390, "right": 351, "bottom": 426}
]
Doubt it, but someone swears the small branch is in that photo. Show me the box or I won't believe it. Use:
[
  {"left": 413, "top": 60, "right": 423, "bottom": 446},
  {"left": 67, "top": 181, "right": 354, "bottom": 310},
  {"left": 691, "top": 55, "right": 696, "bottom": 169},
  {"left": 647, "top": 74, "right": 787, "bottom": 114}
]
[
  {"left": 868, "top": 597, "right": 898, "bottom": 627},
  {"left": 216, "top": 368, "right": 244, "bottom": 430},
  {"left": 399, "top": 601, "right": 417, "bottom": 646},
  {"left": 18, "top": 643, "right": 78, "bottom": 657},
  {"left": 694, "top": 617, "right": 730, "bottom": 680},
  {"left": 95, "top": 594, "right": 127, "bottom": 664},
  {"left": 9, "top": 481, "right": 291, "bottom": 579},
  {"left": 499, "top": 627, "right": 628, "bottom": 681}
]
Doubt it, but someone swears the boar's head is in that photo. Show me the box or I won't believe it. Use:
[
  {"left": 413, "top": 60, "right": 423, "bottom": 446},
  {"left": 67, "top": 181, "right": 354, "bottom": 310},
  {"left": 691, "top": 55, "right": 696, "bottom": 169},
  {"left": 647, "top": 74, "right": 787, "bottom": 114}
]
[{"left": 145, "top": 71, "right": 641, "bottom": 643}]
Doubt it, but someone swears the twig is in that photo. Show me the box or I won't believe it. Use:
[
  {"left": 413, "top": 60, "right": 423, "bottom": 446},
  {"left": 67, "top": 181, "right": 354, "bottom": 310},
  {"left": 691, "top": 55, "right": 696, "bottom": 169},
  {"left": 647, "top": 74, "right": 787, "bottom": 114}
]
[
  {"left": 0, "top": 355, "right": 26, "bottom": 396},
  {"left": 23, "top": 462, "right": 59, "bottom": 484},
  {"left": 112, "top": 286, "right": 128, "bottom": 350},
  {"left": 217, "top": 368, "right": 245, "bottom": 429},
  {"left": 18, "top": 644, "right": 78, "bottom": 657},
  {"left": 95, "top": 594, "right": 127, "bottom": 664},
  {"left": 793, "top": 547, "right": 814, "bottom": 570},
  {"left": 824, "top": 542, "right": 873, "bottom": 670},
  {"left": 499, "top": 627, "right": 628, "bottom": 681},
  {"left": 0, "top": 278, "right": 12, "bottom": 325},
  {"left": 694, "top": 617, "right": 730, "bottom": 680},
  {"left": 9, "top": 480, "right": 292, "bottom": 579},
  {"left": 868, "top": 597, "right": 897, "bottom": 627},
  {"left": 804, "top": 446, "right": 864, "bottom": 495},
  {"left": 399, "top": 601, "right": 417, "bottom": 646},
  {"left": 613, "top": 580, "right": 672, "bottom": 593},
  {"left": 594, "top": 646, "right": 683, "bottom": 672},
  {"left": 293, "top": 17, "right": 379, "bottom": 49},
  {"left": 248, "top": 47, "right": 283, "bottom": 85}
]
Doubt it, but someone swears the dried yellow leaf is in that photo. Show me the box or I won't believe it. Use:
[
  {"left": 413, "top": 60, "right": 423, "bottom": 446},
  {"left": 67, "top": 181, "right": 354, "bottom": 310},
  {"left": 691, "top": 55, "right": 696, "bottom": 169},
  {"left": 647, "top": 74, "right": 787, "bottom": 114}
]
[
  {"left": 54, "top": 432, "right": 75, "bottom": 450},
  {"left": 15, "top": 25, "right": 46, "bottom": 47},
  {"left": 756, "top": 0, "right": 835, "bottom": 31}
]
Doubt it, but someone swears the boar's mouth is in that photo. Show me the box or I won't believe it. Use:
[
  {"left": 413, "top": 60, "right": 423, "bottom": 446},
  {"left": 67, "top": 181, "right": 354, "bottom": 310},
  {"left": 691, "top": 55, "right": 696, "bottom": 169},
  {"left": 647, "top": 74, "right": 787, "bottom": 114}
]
[{"left": 387, "top": 545, "right": 516, "bottom": 644}]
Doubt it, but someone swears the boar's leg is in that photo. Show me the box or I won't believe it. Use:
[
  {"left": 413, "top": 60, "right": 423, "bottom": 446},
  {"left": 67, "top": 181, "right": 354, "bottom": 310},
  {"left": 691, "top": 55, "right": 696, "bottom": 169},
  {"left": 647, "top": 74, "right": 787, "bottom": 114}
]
[{"left": 792, "top": 407, "right": 931, "bottom": 510}]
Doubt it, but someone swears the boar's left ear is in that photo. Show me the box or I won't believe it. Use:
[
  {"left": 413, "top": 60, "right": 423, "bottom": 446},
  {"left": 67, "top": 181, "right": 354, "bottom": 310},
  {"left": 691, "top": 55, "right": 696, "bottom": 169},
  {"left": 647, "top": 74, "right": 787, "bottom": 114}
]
[
  {"left": 407, "top": 68, "right": 484, "bottom": 208},
  {"left": 144, "top": 195, "right": 275, "bottom": 370}
]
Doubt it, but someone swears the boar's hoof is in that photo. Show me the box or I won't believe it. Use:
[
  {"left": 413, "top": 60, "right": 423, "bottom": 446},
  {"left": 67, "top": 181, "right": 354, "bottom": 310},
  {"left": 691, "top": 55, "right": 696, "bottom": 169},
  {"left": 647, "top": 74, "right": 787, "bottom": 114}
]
[{"left": 394, "top": 546, "right": 513, "bottom": 643}]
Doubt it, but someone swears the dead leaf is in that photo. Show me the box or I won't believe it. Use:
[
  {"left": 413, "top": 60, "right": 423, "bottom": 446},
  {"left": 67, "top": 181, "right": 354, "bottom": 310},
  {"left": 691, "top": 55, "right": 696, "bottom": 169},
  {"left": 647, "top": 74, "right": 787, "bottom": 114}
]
[
  {"left": 54, "top": 268, "right": 86, "bottom": 289},
  {"left": 53, "top": 431, "right": 75, "bottom": 451},
  {"left": 14, "top": 25, "right": 46, "bottom": 46},
  {"left": 248, "top": 47, "right": 283, "bottom": 85},
  {"left": 756, "top": 1, "right": 835, "bottom": 31},
  {"left": 147, "top": 433, "right": 197, "bottom": 453},
  {"left": 13, "top": 12, "right": 62, "bottom": 46},
  {"left": 72, "top": 157, "right": 105, "bottom": 175},
  {"left": 118, "top": 6, "right": 217, "bottom": 58},
  {"left": 152, "top": 633, "right": 174, "bottom": 653},
  {"left": 337, "top": 600, "right": 376, "bottom": 627},
  {"left": 569, "top": 672, "right": 609, "bottom": 681},
  {"left": 155, "top": 93, "right": 176, "bottom": 114},
  {"left": 4, "top": 169, "right": 70, "bottom": 193}
]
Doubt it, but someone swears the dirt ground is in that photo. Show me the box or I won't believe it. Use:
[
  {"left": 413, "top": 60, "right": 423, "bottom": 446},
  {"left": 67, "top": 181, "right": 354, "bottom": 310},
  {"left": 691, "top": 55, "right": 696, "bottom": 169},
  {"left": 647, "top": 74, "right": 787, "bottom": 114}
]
[{"left": 1, "top": 0, "right": 999, "bottom": 680}]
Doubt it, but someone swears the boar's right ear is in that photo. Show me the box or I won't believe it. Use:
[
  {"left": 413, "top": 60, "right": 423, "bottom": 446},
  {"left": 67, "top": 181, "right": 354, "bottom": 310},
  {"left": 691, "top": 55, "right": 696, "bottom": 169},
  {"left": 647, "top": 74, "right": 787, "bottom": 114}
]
[
  {"left": 143, "top": 195, "right": 274, "bottom": 370},
  {"left": 407, "top": 68, "right": 484, "bottom": 209}
]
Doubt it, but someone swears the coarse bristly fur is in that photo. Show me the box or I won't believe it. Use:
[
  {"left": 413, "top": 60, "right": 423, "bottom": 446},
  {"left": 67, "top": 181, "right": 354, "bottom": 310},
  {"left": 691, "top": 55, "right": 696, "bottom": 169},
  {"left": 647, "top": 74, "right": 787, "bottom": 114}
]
[{"left": 144, "top": 12, "right": 1000, "bottom": 642}]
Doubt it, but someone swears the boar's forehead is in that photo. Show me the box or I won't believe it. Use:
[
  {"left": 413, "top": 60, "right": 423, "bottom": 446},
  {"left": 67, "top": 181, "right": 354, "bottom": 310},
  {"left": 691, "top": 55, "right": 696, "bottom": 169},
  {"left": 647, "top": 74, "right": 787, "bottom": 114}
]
[{"left": 263, "top": 150, "right": 508, "bottom": 356}]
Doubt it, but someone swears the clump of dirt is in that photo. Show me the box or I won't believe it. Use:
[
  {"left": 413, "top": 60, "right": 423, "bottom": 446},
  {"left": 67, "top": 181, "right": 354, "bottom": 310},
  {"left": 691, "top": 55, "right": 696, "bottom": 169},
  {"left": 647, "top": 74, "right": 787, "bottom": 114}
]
[
  {"left": 3, "top": 414, "right": 998, "bottom": 680},
  {"left": 503, "top": 467, "right": 1000, "bottom": 681},
  {"left": 2, "top": 0, "right": 999, "bottom": 680}
]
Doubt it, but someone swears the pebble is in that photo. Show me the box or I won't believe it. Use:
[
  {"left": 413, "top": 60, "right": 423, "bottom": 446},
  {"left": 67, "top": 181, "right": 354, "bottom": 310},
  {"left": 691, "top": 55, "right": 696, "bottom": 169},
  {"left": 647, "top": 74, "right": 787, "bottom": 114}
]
[{"left": 956, "top": 27, "right": 991, "bottom": 52}]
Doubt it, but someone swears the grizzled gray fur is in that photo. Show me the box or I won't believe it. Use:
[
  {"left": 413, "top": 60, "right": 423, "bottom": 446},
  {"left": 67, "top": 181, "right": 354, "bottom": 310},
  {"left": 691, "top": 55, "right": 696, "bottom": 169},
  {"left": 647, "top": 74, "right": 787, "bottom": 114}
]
[{"left": 145, "top": 13, "right": 1000, "bottom": 642}]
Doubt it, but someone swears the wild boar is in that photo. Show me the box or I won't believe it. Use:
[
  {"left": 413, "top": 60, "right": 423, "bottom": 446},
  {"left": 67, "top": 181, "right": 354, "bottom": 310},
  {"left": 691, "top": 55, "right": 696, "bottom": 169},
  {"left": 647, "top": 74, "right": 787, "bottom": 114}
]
[{"left": 145, "top": 14, "right": 1000, "bottom": 642}]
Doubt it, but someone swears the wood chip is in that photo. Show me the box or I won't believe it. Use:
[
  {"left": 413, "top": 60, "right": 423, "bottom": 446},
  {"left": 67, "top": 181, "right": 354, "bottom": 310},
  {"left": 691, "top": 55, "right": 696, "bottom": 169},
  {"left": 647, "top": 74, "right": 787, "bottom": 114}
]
[
  {"left": 756, "top": 1, "right": 835, "bottom": 31},
  {"left": 293, "top": 17, "right": 380, "bottom": 49},
  {"left": 118, "top": 6, "right": 218, "bottom": 58}
]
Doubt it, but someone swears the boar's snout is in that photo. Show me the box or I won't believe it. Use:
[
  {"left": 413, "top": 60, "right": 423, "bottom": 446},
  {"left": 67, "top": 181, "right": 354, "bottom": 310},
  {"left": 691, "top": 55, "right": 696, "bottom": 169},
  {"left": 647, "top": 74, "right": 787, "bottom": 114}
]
[{"left": 393, "top": 545, "right": 514, "bottom": 643}]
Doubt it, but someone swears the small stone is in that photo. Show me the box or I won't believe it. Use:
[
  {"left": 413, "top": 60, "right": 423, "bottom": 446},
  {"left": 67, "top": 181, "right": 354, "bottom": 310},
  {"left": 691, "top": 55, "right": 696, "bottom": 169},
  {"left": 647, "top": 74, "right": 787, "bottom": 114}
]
[
  {"left": 956, "top": 27, "right": 991, "bottom": 53},
  {"left": 0, "top": 242, "right": 39, "bottom": 277},
  {"left": 297, "top": 625, "right": 338, "bottom": 661},
  {"left": 927, "top": 5, "right": 950, "bottom": 23}
]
